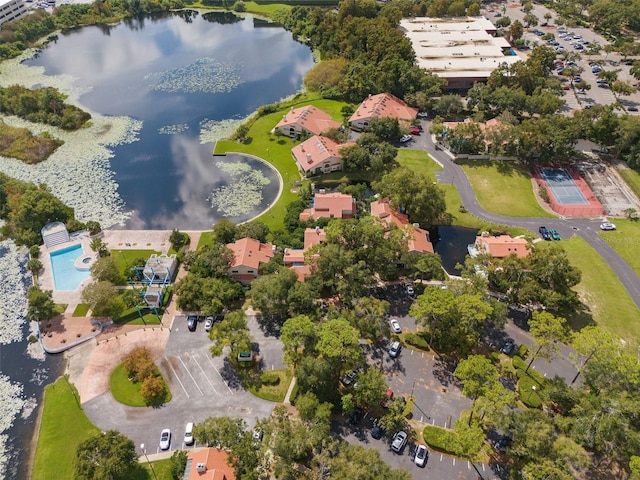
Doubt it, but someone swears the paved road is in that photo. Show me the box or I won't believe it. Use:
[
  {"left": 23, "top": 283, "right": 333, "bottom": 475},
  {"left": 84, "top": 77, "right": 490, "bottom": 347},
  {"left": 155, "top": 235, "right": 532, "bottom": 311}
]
[{"left": 417, "top": 125, "right": 640, "bottom": 310}]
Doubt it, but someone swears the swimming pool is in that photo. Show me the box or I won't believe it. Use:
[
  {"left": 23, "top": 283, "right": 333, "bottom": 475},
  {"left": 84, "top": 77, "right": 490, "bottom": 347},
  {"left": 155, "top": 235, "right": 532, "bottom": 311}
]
[{"left": 49, "top": 244, "right": 91, "bottom": 291}]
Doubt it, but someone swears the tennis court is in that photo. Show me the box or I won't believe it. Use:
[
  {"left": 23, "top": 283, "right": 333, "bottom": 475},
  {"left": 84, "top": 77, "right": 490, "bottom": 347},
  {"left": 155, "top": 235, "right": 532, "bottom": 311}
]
[{"left": 540, "top": 168, "right": 588, "bottom": 205}]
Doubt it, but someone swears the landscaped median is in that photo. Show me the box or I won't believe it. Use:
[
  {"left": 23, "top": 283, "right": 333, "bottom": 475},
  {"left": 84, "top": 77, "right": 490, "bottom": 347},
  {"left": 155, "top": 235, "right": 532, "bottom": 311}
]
[{"left": 245, "top": 367, "right": 294, "bottom": 402}]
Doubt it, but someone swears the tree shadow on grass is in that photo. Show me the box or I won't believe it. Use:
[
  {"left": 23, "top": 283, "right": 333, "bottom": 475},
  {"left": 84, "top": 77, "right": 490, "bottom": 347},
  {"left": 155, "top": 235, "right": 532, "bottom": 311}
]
[{"left": 566, "top": 301, "right": 596, "bottom": 332}]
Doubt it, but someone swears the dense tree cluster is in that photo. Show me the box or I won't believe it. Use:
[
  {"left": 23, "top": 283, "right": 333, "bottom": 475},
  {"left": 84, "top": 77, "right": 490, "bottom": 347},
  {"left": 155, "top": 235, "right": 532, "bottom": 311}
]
[
  {"left": 273, "top": 0, "right": 444, "bottom": 102},
  {"left": 0, "top": 174, "right": 82, "bottom": 246},
  {"left": 0, "top": 121, "right": 63, "bottom": 164},
  {"left": 0, "top": 85, "right": 91, "bottom": 131},
  {"left": 74, "top": 430, "right": 137, "bottom": 480}
]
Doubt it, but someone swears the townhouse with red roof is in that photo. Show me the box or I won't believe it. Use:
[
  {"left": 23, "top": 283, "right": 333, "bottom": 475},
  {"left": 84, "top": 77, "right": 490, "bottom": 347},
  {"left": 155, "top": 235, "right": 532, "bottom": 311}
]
[
  {"left": 370, "top": 198, "right": 434, "bottom": 254},
  {"left": 284, "top": 227, "right": 327, "bottom": 281},
  {"left": 348, "top": 93, "right": 418, "bottom": 131},
  {"left": 299, "top": 192, "right": 356, "bottom": 222},
  {"left": 291, "top": 135, "right": 355, "bottom": 176},
  {"left": 226, "top": 237, "right": 275, "bottom": 285},
  {"left": 183, "top": 448, "right": 235, "bottom": 480},
  {"left": 274, "top": 105, "right": 342, "bottom": 138},
  {"left": 468, "top": 232, "right": 529, "bottom": 259}
]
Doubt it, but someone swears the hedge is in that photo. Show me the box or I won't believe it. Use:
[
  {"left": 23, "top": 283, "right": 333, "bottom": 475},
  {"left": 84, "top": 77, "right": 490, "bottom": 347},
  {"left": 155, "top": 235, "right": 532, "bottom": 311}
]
[
  {"left": 260, "top": 371, "right": 280, "bottom": 385},
  {"left": 518, "top": 375, "right": 543, "bottom": 408},
  {"left": 404, "top": 332, "right": 430, "bottom": 351},
  {"left": 423, "top": 425, "right": 457, "bottom": 455}
]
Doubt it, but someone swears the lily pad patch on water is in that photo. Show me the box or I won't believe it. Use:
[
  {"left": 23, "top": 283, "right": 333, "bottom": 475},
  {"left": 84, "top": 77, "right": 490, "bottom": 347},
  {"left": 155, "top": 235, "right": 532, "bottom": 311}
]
[
  {"left": 158, "top": 124, "right": 189, "bottom": 135},
  {"left": 147, "top": 58, "right": 243, "bottom": 94},
  {"left": 208, "top": 163, "right": 271, "bottom": 217}
]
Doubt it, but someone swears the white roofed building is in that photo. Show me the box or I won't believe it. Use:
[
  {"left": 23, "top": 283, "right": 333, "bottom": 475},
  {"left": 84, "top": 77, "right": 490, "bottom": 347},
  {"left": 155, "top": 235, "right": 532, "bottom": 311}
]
[{"left": 400, "top": 17, "right": 522, "bottom": 91}]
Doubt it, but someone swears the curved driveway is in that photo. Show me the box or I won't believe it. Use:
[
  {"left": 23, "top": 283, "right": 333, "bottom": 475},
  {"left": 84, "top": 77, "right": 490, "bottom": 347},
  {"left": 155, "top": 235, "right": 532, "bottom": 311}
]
[{"left": 419, "top": 126, "right": 640, "bottom": 308}]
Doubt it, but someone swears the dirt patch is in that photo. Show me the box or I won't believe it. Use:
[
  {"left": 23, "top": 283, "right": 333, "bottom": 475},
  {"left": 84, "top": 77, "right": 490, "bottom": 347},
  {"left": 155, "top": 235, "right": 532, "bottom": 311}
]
[{"left": 575, "top": 159, "right": 640, "bottom": 216}]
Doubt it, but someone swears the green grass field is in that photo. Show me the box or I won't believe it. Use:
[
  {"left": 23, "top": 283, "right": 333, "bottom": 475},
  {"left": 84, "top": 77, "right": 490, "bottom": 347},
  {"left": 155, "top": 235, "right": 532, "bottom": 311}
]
[
  {"left": 109, "top": 363, "right": 172, "bottom": 406},
  {"left": 598, "top": 218, "right": 640, "bottom": 277},
  {"left": 618, "top": 167, "right": 640, "bottom": 201},
  {"left": 397, "top": 148, "right": 443, "bottom": 178},
  {"left": 111, "top": 249, "right": 161, "bottom": 284},
  {"left": 31, "top": 376, "right": 100, "bottom": 480},
  {"left": 558, "top": 236, "right": 640, "bottom": 349},
  {"left": 72, "top": 303, "right": 89, "bottom": 317},
  {"left": 214, "top": 95, "right": 348, "bottom": 231},
  {"left": 461, "top": 161, "right": 555, "bottom": 218}
]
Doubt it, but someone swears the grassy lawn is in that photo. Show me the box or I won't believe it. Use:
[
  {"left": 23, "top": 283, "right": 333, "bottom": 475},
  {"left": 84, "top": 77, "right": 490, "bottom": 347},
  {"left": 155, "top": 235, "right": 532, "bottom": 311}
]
[
  {"left": 197, "top": 230, "right": 214, "bottom": 249},
  {"left": 131, "top": 458, "right": 174, "bottom": 480},
  {"left": 214, "top": 94, "right": 348, "bottom": 231},
  {"left": 618, "top": 167, "right": 640, "bottom": 200},
  {"left": 461, "top": 161, "right": 555, "bottom": 218},
  {"left": 113, "top": 302, "right": 163, "bottom": 325},
  {"left": 598, "top": 219, "right": 640, "bottom": 277},
  {"left": 109, "top": 363, "right": 172, "bottom": 407},
  {"left": 72, "top": 303, "right": 89, "bottom": 317},
  {"left": 32, "top": 376, "right": 100, "bottom": 480},
  {"left": 557, "top": 236, "right": 640, "bottom": 349},
  {"left": 397, "top": 148, "right": 443, "bottom": 178},
  {"left": 248, "top": 367, "right": 294, "bottom": 402},
  {"left": 111, "top": 249, "right": 161, "bottom": 281}
]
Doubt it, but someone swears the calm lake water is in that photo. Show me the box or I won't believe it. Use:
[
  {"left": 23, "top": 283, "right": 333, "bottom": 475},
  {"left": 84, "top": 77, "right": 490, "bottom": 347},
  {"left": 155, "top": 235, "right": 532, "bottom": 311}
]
[
  {"left": 432, "top": 225, "right": 479, "bottom": 275},
  {"left": 26, "top": 12, "right": 315, "bottom": 229}
]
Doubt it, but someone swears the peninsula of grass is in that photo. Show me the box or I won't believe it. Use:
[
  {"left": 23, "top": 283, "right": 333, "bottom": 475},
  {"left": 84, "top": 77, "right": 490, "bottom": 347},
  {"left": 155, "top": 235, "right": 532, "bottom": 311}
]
[
  {"left": 31, "top": 376, "right": 100, "bottom": 480},
  {"left": 0, "top": 122, "right": 63, "bottom": 164},
  {"left": 551, "top": 236, "right": 640, "bottom": 350},
  {"left": 109, "top": 363, "right": 172, "bottom": 407},
  {"left": 461, "top": 161, "right": 555, "bottom": 218},
  {"left": 214, "top": 94, "right": 348, "bottom": 230},
  {"left": 247, "top": 367, "right": 294, "bottom": 402}
]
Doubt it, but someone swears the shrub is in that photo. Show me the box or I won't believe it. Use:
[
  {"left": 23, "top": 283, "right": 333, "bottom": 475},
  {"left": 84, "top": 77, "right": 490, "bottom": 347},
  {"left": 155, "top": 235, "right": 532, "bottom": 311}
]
[
  {"left": 169, "top": 229, "right": 190, "bottom": 251},
  {"left": 512, "top": 355, "right": 528, "bottom": 372},
  {"left": 404, "top": 332, "right": 430, "bottom": 351},
  {"left": 123, "top": 347, "right": 155, "bottom": 382},
  {"left": 260, "top": 371, "right": 280, "bottom": 386},
  {"left": 232, "top": 0, "right": 246, "bottom": 11},
  {"left": 423, "top": 425, "right": 457, "bottom": 454},
  {"left": 515, "top": 343, "right": 529, "bottom": 359},
  {"left": 28, "top": 335, "right": 38, "bottom": 343},
  {"left": 539, "top": 186, "right": 549, "bottom": 203},
  {"left": 140, "top": 376, "right": 166, "bottom": 405},
  {"left": 29, "top": 245, "right": 40, "bottom": 258},
  {"left": 518, "top": 375, "right": 543, "bottom": 408}
]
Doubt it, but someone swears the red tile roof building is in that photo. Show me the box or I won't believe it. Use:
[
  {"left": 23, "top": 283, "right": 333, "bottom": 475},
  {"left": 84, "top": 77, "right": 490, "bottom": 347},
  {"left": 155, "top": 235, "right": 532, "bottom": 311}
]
[
  {"left": 183, "top": 448, "right": 235, "bottom": 480},
  {"left": 291, "top": 135, "right": 354, "bottom": 175},
  {"left": 348, "top": 93, "right": 418, "bottom": 130},
  {"left": 472, "top": 233, "right": 529, "bottom": 259},
  {"left": 299, "top": 192, "right": 356, "bottom": 221},
  {"left": 370, "top": 198, "right": 434, "bottom": 254},
  {"left": 226, "top": 237, "right": 275, "bottom": 284},
  {"left": 284, "top": 227, "right": 327, "bottom": 281},
  {"left": 275, "top": 105, "right": 342, "bottom": 138}
]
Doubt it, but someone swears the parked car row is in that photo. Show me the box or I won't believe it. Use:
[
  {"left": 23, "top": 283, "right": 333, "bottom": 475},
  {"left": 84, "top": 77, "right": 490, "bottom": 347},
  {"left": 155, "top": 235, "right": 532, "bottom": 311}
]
[{"left": 186, "top": 314, "right": 224, "bottom": 332}]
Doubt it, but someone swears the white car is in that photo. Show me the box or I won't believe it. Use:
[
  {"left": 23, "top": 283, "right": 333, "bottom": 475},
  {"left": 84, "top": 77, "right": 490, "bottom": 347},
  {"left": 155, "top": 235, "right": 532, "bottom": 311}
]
[
  {"left": 204, "top": 316, "right": 214, "bottom": 332},
  {"left": 400, "top": 134, "right": 413, "bottom": 143},
  {"left": 389, "top": 341, "right": 402, "bottom": 358},
  {"left": 415, "top": 444, "right": 428, "bottom": 467},
  {"left": 405, "top": 284, "right": 415, "bottom": 297},
  {"left": 184, "top": 423, "right": 194, "bottom": 446},
  {"left": 390, "top": 318, "right": 402, "bottom": 334},
  {"left": 391, "top": 431, "right": 408, "bottom": 453},
  {"left": 160, "top": 428, "right": 171, "bottom": 450},
  {"left": 600, "top": 222, "right": 616, "bottom": 231}
]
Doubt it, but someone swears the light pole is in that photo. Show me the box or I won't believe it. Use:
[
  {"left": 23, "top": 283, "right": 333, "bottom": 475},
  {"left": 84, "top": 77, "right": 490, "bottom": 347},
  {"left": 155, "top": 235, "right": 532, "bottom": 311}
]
[
  {"left": 140, "top": 444, "right": 159, "bottom": 480},
  {"left": 527, "top": 385, "right": 537, "bottom": 404}
]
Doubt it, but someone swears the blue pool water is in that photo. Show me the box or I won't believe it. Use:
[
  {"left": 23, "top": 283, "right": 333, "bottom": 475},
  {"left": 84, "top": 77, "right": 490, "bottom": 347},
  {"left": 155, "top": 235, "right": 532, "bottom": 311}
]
[{"left": 49, "top": 244, "right": 91, "bottom": 291}]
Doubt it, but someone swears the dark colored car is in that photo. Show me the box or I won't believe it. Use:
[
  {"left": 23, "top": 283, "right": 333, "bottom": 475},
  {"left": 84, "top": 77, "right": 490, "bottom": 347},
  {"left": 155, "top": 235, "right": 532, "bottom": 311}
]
[
  {"left": 187, "top": 315, "right": 197, "bottom": 331},
  {"left": 371, "top": 423, "right": 384, "bottom": 439},
  {"left": 539, "top": 226, "right": 551, "bottom": 241},
  {"left": 350, "top": 407, "right": 365, "bottom": 425},
  {"left": 341, "top": 370, "right": 357, "bottom": 386},
  {"left": 496, "top": 433, "right": 513, "bottom": 452},
  {"left": 501, "top": 339, "right": 516, "bottom": 355}
]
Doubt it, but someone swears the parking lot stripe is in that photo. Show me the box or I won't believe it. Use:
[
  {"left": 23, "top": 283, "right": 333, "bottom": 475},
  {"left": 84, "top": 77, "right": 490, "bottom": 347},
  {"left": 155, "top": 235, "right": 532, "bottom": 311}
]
[
  {"left": 179, "top": 356, "right": 205, "bottom": 396},
  {"left": 206, "top": 355, "right": 234, "bottom": 395},
  {"left": 192, "top": 354, "right": 221, "bottom": 396},
  {"left": 167, "top": 358, "right": 190, "bottom": 398},
  {"left": 439, "top": 454, "right": 443, "bottom": 461}
]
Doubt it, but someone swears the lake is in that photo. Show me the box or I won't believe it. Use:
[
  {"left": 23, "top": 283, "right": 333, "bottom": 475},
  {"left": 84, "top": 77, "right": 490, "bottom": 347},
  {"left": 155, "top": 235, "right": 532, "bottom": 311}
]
[
  {"left": 25, "top": 11, "right": 315, "bottom": 229},
  {"left": 432, "top": 225, "right": 479, "bottom": 275}
]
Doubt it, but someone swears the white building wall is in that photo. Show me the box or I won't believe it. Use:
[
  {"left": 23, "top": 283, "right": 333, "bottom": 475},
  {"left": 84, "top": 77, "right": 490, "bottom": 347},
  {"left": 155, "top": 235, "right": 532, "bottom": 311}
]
[{"left": 0, "top": 0, "right": 27, "bottom": 26}]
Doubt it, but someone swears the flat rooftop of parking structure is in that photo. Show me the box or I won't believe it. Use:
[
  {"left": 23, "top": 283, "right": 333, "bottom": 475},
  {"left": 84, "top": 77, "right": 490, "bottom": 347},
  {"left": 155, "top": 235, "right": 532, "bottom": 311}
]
[{"left": 400, "top": 17, "right": 521, "bottom": 81}]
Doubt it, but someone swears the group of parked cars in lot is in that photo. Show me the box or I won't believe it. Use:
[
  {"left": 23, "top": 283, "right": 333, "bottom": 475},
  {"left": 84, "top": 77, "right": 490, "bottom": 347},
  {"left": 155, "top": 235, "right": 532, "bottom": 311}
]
[{"left": 186, "top": 314, "right": 224, "bottom": 332}]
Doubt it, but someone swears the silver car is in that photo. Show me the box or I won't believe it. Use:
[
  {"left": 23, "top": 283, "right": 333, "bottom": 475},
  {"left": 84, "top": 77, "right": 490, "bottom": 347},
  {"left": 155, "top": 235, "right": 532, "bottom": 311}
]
[
  {"left": 389, "top": 318, "right": 402, "bottom": 334},
  {"left": 391, "top": 431, "right": 408, "bottom": 453}
]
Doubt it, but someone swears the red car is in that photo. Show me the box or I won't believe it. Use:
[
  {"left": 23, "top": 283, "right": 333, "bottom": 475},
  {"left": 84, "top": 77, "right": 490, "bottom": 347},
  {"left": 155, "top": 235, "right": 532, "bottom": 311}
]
[
  {"left": 380, "top": 389, "right": 394, "bottom": 408},
  {"left": 410, "top": 128, "right": 421, "bottom": 135}
]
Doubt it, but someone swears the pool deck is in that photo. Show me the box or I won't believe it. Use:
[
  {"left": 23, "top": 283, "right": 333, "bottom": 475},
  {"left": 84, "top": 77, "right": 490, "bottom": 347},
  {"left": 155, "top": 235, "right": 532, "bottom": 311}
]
[{"left": 38, "top": 230, "right": 200, "bottom": 354}]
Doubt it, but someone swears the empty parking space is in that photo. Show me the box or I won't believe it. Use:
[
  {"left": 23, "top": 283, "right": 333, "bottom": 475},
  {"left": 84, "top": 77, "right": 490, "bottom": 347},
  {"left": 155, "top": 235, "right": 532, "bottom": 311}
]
[{"left": 159, "top": 351, "right": 234, "bottom": 399}]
